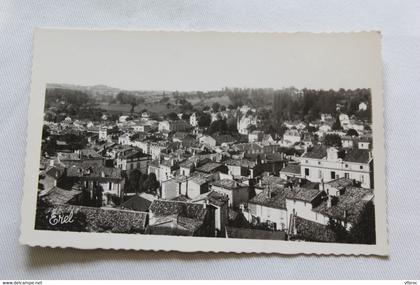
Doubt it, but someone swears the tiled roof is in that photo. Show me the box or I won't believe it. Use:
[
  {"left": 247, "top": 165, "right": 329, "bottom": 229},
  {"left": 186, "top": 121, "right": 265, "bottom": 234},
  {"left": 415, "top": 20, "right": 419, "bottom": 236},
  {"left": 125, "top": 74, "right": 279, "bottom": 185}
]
[
  {"left": 286, "top": 187, "right": 323, "bottom": 203},
  {"left": 40, "top": 204, "right": 148, "bottom": 233},
  {"left": 302, "top": 145, "right": 327, "bottom": 159},
  {"left": 313, "top": 187, "right": 373, "bottom": 224},
  {"left": 293, "top": 216, "right": 335, "bottom": 242},
  {"left": 249, "top": 186, "right": 292, "bottom": 209},
  {"left": 192, "top": 190, "right": 229, "bottom": 207},
  {"left": 149, "top": 200, "right": 208, "bottom": 221},
  {"left": 195, "top": 162, "right": 222, "bottom": 173},
  {"left": 45, "top": 165, "right": 65, "bottom": 179},
  {"left": 226, "top": 227, "right": 287, "bottom": 240},
  {"left": 233, "top": 143, "right": 263, "bottom": 152},
  {"left": 121, "top": 193, "right": 156, "bottom": 212},
  {"left": 342, "top": 149, "right": 371, "bottom": 163},
  {"left": 210, "top": 179, "right": 247, "bottom": 190},
  {"left": 119, "top": 150, "right": 151, "bottom": 159},
  {"left": 41, "top": 187, "right": 82, "bottom": 205},
  {"left": 325, "top": 177, "right": 353, "bottom": 190},
  {"left": 224, "top": 158, "right": 257, "bottom": 168},
  {"left": 280, "top": 163, "right": 301, "bottom": 175},
  {"left": 66, "top": 163, "right": 123, "bottom": 182}
]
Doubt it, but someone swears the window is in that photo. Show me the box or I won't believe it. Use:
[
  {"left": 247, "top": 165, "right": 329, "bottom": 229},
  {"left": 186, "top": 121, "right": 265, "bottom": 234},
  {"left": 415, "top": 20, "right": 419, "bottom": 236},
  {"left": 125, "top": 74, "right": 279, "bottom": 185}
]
[
  {"left": 305, "top": 160, "right": 308, "bottom": 164},
  {"left": 108, "top": 182, "right": 112, "bottom": 190},
  {"left": 345, "top": 164, "right": 348, "bottom": 168},
  {"left": 345, "top": 173, "right": 349, "bottom": 179},
  {"left": 318, "top": 161, "right": 321, "bottom": 165},
  {"left": 305, "top": 168, "right": 310, "bottom": 176},
  {"left": 360, "top": 165, "right": 363, "bottom": 170},
  {"left": 331, "top": 171, "right": 335, "bottom": 179},
  {"left": 318, "top": 170, "right": 322, "bottom": 179}
]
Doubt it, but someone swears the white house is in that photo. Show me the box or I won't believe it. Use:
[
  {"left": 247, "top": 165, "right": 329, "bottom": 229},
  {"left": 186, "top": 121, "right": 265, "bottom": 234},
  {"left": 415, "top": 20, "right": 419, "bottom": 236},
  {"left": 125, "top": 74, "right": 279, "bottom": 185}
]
[
  {"left": 359, "top": 102, "right": 368, "bottom": 111},
  {"left": 283, "top": 129, "right": 301, "bottom": 145},
  {"left": 99, "top": 127, "right": 108, "bottom": 141},
  {"left": 300, "top": 145, "right": 373, "bottom": 188},
  {"left": 190, "top": 113, "right": 199, "bottom": 127},
  {"left": 237, "top": 115, "right": 257, "bottom": 135}
]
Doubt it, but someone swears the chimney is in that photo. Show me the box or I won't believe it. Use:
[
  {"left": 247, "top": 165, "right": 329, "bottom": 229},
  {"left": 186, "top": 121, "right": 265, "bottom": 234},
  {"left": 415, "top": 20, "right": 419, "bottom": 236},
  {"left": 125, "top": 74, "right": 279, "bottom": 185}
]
[
  {"left": 267, "top": 186, "right": 272, "bottom": 198},
  {"left": 327, "top": 195, "right": 332, "bottom": 208}
]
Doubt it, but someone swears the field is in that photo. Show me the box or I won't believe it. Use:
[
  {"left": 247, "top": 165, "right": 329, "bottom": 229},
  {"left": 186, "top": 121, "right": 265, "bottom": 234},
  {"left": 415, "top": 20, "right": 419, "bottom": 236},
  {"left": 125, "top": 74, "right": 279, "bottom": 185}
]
[{"left": 98, "top": 95, "right": 233, "bottom": 115}]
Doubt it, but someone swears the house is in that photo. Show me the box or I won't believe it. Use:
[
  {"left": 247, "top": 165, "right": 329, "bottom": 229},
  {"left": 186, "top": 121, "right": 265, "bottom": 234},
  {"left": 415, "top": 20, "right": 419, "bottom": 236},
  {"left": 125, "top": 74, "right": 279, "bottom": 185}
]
[
  {"left": 232, "top": 143, "right": 264, "bottom": 155},
  {"left": 279, "top": 163, "right": 302, "bottom": 180},
  {"left": 189, "top": 112, "right": 199, "bottom": 127},
  {"left": 359, "top": 102, "right": 368, "bottom": 111},
  {"left": 149, "top": 142, "right": 168, "bottom": 160},
  {"left": 237, "top": 114, "right": 257, "bottom": 135},
  {"left": 195, "top": 162, "right": 227, "bottom": 175},
  {"left": 161, "top": 175, "right": 188, "bottom": 200},
  {"left": 192, "top": 190, "right": 229, "bottom": 237},
  {"left": 225, "top": 158, "right": 264, "bottom": 178},
  {"left": 339, "top": 113, "right": 350, "bottom": 130},
  {"left": 118, "top": 133, "right": 132, "bottom": 145},
  {"left": 323, "top": 177, "right": 353, "bottom": 197},
  {"left": 248, "top": 184, "right": 292, "bottom": 231},
  {"left": 99, "top": 127, "right": 108, "bottom": 141},
  {"left": 37, "top": 204, "right": 148, "bottom": 234},
  {"left": 285, "top": 187, "right": 325, "bottom": 225},
  {"left": 199, "top": 135, "right": 216, "bottom": 148},
  {"left": 261, "top": 134, "right": 275, "bottom": 145},
  {"left": 300, "top": 145, "right": 373, "bottom": 188},
  {"left": 64, "top": 162, "right": 125, "bottom": 206},
  {"left": 283, "top": 129, "right": 301, "bottom": 145},
  {"left": 248, "top": 130, "right": 264, "bottom": 143},
  {"left": 312, "top": 186, "right": 374, "bottom": 230},
  {"left": 158, "top": 120, "right": 191, "bottom": 132},
  {"left": 147, "top": 200, "right": 215, "bottom": 237},
  {"left": 179, "top": 157, "right": 211, "bottom": 177},
  {"left": 133, "top": 124, "right": 150, "bottom": 133},
  {"left": 40, "top": 187, "right": 83, "bottom": 205},
  {"left": 120, "top": 192, "right": 157, "bottom": 212},
  {"left": 115, "top": 149, "right": 152, "bottom": 173},
  {"left": 119, "top": 115, "right": 129, "bottom": 123},
  {"left": 210, "top": 179, "right": 249, "bottom": 208},
  {"left": 284, "top": 121, "right": 306, "bottom": 130},
  {"left": 213, "top": 134, "right": 235, "bottom": 146}
]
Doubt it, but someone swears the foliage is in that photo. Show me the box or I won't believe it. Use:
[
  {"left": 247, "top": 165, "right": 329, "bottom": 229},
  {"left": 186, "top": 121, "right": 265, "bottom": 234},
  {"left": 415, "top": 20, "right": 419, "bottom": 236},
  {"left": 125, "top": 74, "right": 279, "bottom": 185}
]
[
  {"left": 167, "top": 112, "right": 179, "bottom": 121},
  {"left": 349, "top": 201, "right": 376, "bottom": 244},
  {"left": 198, "top": 112, "right": 211, "bottom": 127},
  {"left": 346, "top": 129, "right": 359, "bottom": 137},
  {"left": 323, "top": 134, "right": 342, "bottom": 148}
]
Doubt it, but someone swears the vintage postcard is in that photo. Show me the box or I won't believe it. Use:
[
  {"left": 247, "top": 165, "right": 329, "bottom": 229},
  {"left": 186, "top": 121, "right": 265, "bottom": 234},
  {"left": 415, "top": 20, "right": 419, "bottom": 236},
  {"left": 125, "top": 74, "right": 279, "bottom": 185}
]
[{"left": 20, "top": 29, "right": 387, "bottom": 255}]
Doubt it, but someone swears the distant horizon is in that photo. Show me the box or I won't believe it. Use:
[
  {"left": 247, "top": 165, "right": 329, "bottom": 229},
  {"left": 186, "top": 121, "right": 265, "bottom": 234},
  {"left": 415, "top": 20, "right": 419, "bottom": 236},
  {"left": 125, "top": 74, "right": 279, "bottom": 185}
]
[{"left": 46, "top": 82, "right": 371, "bottom": 96}]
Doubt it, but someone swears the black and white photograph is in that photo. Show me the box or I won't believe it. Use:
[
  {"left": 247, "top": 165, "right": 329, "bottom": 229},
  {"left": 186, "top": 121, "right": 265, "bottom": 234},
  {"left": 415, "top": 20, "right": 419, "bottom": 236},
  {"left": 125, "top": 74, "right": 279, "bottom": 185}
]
[
  {"left": 35, "top": 84, "right": 376, "bottom": 245},
  {"left": 20, "top": 29, "right": 387, "bottom": 255}
]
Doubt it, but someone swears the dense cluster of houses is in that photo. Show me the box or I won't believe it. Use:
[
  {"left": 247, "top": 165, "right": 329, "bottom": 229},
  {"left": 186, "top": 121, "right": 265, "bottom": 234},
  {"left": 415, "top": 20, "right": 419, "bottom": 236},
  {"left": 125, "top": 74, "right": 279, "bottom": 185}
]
[{"left": 38, "top": 101, "right": 374, "bottom": 242}]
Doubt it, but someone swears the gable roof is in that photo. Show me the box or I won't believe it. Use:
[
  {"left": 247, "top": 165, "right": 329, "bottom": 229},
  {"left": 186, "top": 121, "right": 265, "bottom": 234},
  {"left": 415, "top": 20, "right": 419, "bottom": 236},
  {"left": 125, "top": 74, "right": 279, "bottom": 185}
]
[
  {"left": 149, "top": 200, "right": 208, "bottom": 221},
  {"left": 42, "top": 204, "right": 148, "bottom": 233},
  {"left": 210, "top": 179, "right": 247, "bottom": 190},
  {"left": 121, "top": 193, "right": 156, "bottom": 212},
  {"left": 41, "top": 187, "right": 82, "bottom": 205},
  {"left": 249, "top": 186, "right": 292, "bottom": 209},
  {"left": 286, "top": 187, "right": 323, "bottom": 203},
  {"left": 280, "top": 163, "right": 301, "bottom": 175},
  {"left": 313, "top": 187, "right": 373, "bottom": 224}
]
